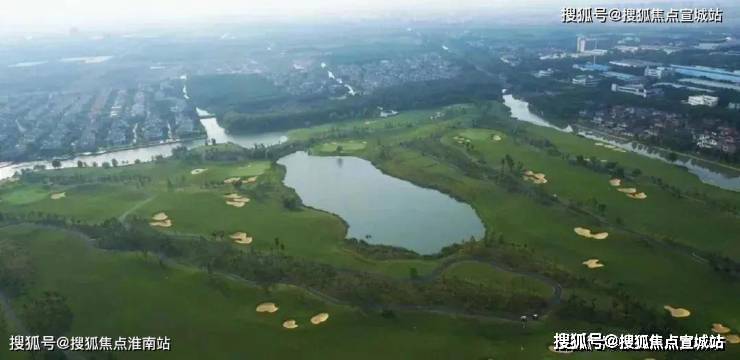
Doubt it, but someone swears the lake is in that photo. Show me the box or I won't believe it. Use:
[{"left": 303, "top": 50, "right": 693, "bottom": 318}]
[{"left": 277, "top": 151, "right": 485, "bottom": 255}]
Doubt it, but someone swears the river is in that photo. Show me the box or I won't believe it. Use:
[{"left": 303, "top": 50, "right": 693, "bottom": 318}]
[
  {"left": 502, "top": 94, "right": 740, "bottom": 192},
  {"left": 278, "top": 151, "right": 485, "bottom": 255},
  {"left": 0, "top": 112, "right": 287, "bottom": 180}
]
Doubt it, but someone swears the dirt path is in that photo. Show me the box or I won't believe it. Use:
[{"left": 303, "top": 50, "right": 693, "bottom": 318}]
[{"left": 117, "top": 194, "right": 157, "bottom": 224}]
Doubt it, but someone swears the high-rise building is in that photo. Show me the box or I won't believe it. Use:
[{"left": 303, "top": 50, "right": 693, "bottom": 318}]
[{"left": 577, "top": 36, "right": 588, "bottom": 53}]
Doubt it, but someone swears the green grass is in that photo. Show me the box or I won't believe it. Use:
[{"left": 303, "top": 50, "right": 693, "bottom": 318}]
[
  {"left": 443, "top": 261, "right": 554, "bottom": 299},
  {"left": 314, "top": 140, "right": 368, "bottom": 154},
  {"left": 0, "top": 225, "right": 639, "bottom": 360},
  {"left": 2, "top": 100, "right": 740, "bottom": 358}
]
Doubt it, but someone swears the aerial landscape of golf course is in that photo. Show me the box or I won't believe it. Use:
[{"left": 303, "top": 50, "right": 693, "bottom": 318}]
[{"left": 1, "top": 96, "right": 738, "bottom": 359}]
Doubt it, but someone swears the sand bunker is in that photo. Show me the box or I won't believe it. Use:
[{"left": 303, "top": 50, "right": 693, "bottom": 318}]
[
  {"left": 493, "top": 135, "right": 502, "bottom": 141},
  {"left": 617, "top": 188, "right": 637, "bottom": 194},
  {"left": 573, "top": 227, "right": 608, "bottom": 240},
  {"left": 310, "top": 313, "right": 330, "bottom": 325},
  {"left": 609, "top": 178, "right": 622, "bottom": 187},
  {"left": 725, "top": 334, "right": 739, "bottom": 344},
  {"left": 627, "top": 192, "right": 647, "bottom": 200},
  {"left": 152, "top": 212, "right": 169, "bottom": 221},
  {"left": 150, "top": 212, "right": 172, "bottom": 228},
  {"left": 50, "top": 192, "right": 66, "bottom": 200},
  {"left": 224, "top": 193, "right": 250, "bottom": 207},
  {"left": 190, "top": 168, "right": 207, "bottom": 175},
  {"left": 282, "top": 320, "right": 298, "bottom": 329},
  {"left": 574, "top": 227, "right": 592, "bottom": 237},
  {"left": 582, "top": 259, "right": 604, "bottom": 269},
  {"left": 255, "top": 302, "right": 279, "bottom": 313},
  {"left": 590, "top": 232, "right": 609, "bottom": 240},
  {"left": 712, "top": 323, "right": 731, "bottom": 334},
  {"left": 548, "top": 345, "right": 573, "bottom": 354},
  {"left": 522, "top": 170, "right": 548, "bottom": 184},
  {"left": 230, "top": 232, "right": 253, "bottom": 245},
  {"left": 663, "top": 305, "right": 691, "bottom": 318},
  {"left": 149, "top": 219, "right": 172, "bottom": 228},
  {"left": 223, "top": 177, "right": 241, "bottom": 184},
  {"left": 246, "top": 176, "right": 258, "bottom": 183},
  {"left": 594, "top": 142, "right": 604, "bottom": 147}
]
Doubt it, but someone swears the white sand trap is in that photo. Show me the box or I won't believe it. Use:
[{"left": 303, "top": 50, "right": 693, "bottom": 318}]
[
  {"left": 246, "top": 176, "right": 258, "bottom": 183},
  {"left": 255, "top": 302, "right": 279, "bottom": 313},
  {"left": 50, "top": 192, "right": 66, "bottom": 200},
  {"left": 574, "top": 227, "right": 592, "bottom": 237},
  {"left": 523, "top": 170, "right": 548, "bottom": 185},
  {"left": 574, "top": 227, "right": 608, "bottom": 240},
  {"left": 627, "top": 192, "right": 647, "bottom": 200},
  {"left": 310, "top": 313, "right": 329, "bottom": 325},
  {"left": 226, "top": 201, "right": 246, "bottom": 208},
  {"left": 190, "top": 168, "right": 207, "bottom": 175},
  {"left": 152, "top": 212, "right": 169, "bottom": 221},
  {"left": 224, "top": 193, "right": 242, "bottom": 199},
  {"left": 617, "top": 188, "right": 637, "bottom": 194},
  {"left": 594, "top": 142, "right": 605, "bottom": 147},
  {"left": 725, "top": 334, "right": 739, "bottom": 344},
  {"left": 582, "top": 259, "right": 604, "bottom": 269},
  {"left": 493, "top": 135, "right": 502, "bottom": 141},
  {"left": 149, "top": 219, "right": 172, "bottom": 228},
  {"left": 223, "top": 177, "right": 241, "bottom": 184},
  {"left": 548, "top": 345, "right": 573, "bottom": 354},
  {"left": 591, "top": 232, "right": 609, "bottom": 240},
  {"left": 230, "top": 232, "right": 253, "bottom": 245},
  {"left": 609, "top": 178, "right": 621, "bottom": 187},
  {"left": 712, "top": 323, "right": 731, "bottom": 334},
  {"left": 664, "top": 305, "right": 691, "bottom": 318},
  {"left": 282, "top": 320, "right": 298, "bottom": 329}
]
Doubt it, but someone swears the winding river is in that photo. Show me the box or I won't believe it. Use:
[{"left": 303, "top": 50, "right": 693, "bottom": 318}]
[
  {"left": 0, "top": 113, "right": 286, "bottom": 180},
  {"left": 502, "top": 94, "right": 740, "bottom": 192},
  {"left": 278, "top": 151, "right": 485, "bottom": 255}
]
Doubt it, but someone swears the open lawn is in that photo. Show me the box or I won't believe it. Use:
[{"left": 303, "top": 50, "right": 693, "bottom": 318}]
[{"left": 0, "top": 225, "right": 638, "bottom": 360}]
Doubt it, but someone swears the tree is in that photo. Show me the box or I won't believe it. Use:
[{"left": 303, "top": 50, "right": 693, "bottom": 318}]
[
  {"left": 22, "top": 291, "right": 73, "bottom": 336},
  {"left": 51, "top": 160, "right": 62, "bottom": 169},
  {"left": 667, "top": 152, "right": 678, "bottom": 162},
  {"left": 409, "top": 267, "right": 419, "bottom": 280},
  {"left": 111, "top": 158, "right": 119, "bottom": 167},
  {"left": 76, "top": 161, "right": 84, "bottom": 168}
]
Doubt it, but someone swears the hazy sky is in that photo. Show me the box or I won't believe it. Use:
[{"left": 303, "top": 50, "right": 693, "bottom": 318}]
[{"left": 0, "top": 0, "right": 728, "bottom": 31}]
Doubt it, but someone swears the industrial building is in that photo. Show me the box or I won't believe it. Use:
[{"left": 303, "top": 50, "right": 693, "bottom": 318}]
[
  {"left": 610, "top": 83, "right": 662, "bottom": 98},
  {"left": 687, "top": 95, "right": 719, "bottom": 107}
]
